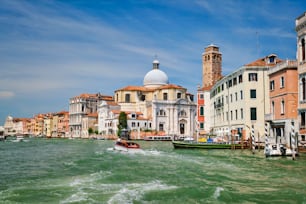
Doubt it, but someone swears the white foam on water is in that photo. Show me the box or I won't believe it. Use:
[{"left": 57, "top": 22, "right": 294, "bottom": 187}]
[
  {"left": 213, "top": 186, "right": 224, "bottom": 199},
  {"left": 60, "top": 191, "right": 89, "bottom": 204},
  {"left": 107, "top": 180, "right": 177, "bottom": 204}
]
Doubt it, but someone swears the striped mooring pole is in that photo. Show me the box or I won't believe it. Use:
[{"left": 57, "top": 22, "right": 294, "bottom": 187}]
[
  {"left": 291, "top": 121, "right": 296, "bottom": 160},
  {"left": 252, "top": 124, "right": 255, "bottom": 154},
  {"left": 265, "top": 122, "right": 269, "bottom": 156}
]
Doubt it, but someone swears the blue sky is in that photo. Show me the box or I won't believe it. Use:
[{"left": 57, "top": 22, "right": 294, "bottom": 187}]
[{"left": 0, "top": 0, "right": 305, "bottom": 125}]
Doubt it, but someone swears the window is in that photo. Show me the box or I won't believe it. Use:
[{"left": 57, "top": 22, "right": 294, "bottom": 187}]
[
  {"left": 228, "top": 80, "right": 232, "bottom": 87},
  {"left": 230, "top": 111, "right": 233, "bottom": 120},
  {"left": 179, "top": 110, "right": 187, "bottom": 117},
  {"left": 249, "top": 73, "right": 258, "bottom": 81},
  {"left": 132, "top": 122, "right": 135, "bottom": 127},
  {"left": 240, "top": 108, "right": 243, "bottom": 119},
  {"left": 125, "top": 94, "right": 130, "bottom": 102},
  {"left": 270, "top": 80, "right": 275, "bottom": 91},
  {"left": 177, "top": 92, "right": 182, "bottom": 99},
  {"left": 226, "top": 112, "right": 228, "bottom": 121},
  {"left": 302, "top": 38, "right": 305, "bottom": 61},
  {"left": 230, "top": 94, "right": 232, "bottom": 102},
  {"left": 250, "top": 89, "right": 256, "bottom": 98},
  {"left": 199, "top": 94, "right": 204, "bottom": 99},
  {"left": 238, "top": 74, "right": 243, "bottom": 83},
  {"left": 250, "top": 108, "right": 257, "bottom": 120},
  {"left": 240, "top": 90, "right": 243, "bottom": 100},
  {"left": 281, "top": 99, "right": 285, "bottom": 114},
  {"left": 159, "top": 109, "right": 166, "bottom": 116},
  {"left": 235, "top": 92, "right": 238, "bottom": 101},
  {"left": 141, "top": 95, "right": 146, "bottom": 101},
  {"left": 233, "top": 77, "right": 237, "bottom": 85},
  {"left": 235, "top": 109, "right": 238, "bottom": 120},
  {"left": 163, "top": 93, "right": 168, "bottom": 100},
  {"left": 303, "top": 78, "right": 306, "bottom": 101},
  {"left": 272, "top": 101, "right": 275, "bottom": 117},
  {"left": 200, "top": 107, "right": 204, "bottom": 116},
  {"left": 159, "top": 123, "right": 164, "bottom": 131},
  {"left": 200, "top": 123, "right": 204, "bottom": 129},
  {"left": 301, "top": 112, "right": 306, "bottom": 128},
  {"left": 280, "top": 76, "right": 284, "bottom": 88}
]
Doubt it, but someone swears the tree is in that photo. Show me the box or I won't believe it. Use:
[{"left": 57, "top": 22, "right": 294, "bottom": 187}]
[
  {"left": 88, "top": 127, "right": 94, "bottom": 135},
  {"left": 117, "top": 112, "right": 128, "bottom": 136}
]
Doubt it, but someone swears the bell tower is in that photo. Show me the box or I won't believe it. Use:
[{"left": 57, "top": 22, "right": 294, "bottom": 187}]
[{"left": 202, "top": 44, "right": 222, "bottom": 88}]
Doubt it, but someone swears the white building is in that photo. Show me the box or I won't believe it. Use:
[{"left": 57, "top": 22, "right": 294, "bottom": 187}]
[
  {"left": 209, "top": 54, "right": 283, "bottom": 142},
  {"left": 98, "top": 59, "right": 197, "bottom": 139}
]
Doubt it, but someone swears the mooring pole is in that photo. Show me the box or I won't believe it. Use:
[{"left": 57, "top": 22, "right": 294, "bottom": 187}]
[
  {"left": 291, "top": 121, "right": 296, "bottom": 160},
  {"left": 252, "top": 124, "right": 255, "bottom": 154},
  {"left": 265, "top": 122, "right": 269, "bottom": 157}
]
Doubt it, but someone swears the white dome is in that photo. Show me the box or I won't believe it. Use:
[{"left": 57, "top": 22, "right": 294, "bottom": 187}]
[{"left": 143, "top": 69, "right": 169, "bottom": 87}]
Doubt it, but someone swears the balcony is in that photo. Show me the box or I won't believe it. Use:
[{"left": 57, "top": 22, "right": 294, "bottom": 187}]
[{"left": 214, "top": 103, "right": 223, "bottom": 109}]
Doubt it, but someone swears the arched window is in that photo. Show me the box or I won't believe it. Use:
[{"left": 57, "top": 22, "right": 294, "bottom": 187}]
[
  {"left": 200, "top": 106, "right": 204, "bottom": 116},
  {"left": 281, "top": 99, "right": 285, "bottom": 115}
]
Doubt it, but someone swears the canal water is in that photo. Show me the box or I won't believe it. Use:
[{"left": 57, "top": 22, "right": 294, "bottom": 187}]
[{"left": 0, "top": 138, "right": 305, "bottom": 204}]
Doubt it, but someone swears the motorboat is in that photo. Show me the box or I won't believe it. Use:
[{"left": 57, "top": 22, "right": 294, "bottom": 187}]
[
  {"left": 114, "top": 139, "right": 141, "bottom": 152},
  {"left": 264, "top": 143, "right": 295, "bottom": 157},
  {"left": 12, "top": 135, "right": 24, "bottom": 142}
]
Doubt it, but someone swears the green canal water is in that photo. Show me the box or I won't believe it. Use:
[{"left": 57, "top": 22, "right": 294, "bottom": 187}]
[{"left": 0, "top": 138, "right": 305, "bottom": 204}]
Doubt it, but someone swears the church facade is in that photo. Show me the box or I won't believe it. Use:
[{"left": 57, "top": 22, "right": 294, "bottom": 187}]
[{"left": 98, "top": 59, "right": 197, "bottom": 139}]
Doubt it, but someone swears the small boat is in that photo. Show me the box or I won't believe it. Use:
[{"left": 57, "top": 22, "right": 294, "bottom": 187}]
[
  {"left": 264, "top": 143, "right": 295, "bottom": 157},
  {"left": 12, "top": 135, "right": 24, "bottom": 142},
  {"left": 114, "top": 140, "right": 141, "bottom": 152},
  {"left": 172, "top": 141, "right": 235, "bottom": 149}
]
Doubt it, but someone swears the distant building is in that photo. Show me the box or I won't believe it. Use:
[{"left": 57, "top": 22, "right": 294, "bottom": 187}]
[
  {"left": 69, "top": 93, "right": 113, "bottom": 138},
  {"left": 296, "top": 12, "right": 306, "bottom": 143}
]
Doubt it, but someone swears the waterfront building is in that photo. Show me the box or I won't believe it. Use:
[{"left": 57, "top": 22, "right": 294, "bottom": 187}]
[
  {"left": 81, "top": 112, "right": 98, "bottom": 138},
  {"left": 34, "top": 114, "right": 44, "bottom": 136},
  {"left": 3, "top": 115, "right": 14, "bottom": 135},
  {"left": 209, "top": 54, "right": 283, "bottom": 142},
  {"left": 197, "top": 45, "right": 223, "bottom": 135},
  {"left": 43, "top": 114, "right": 53, "bottom": 137},
  {"left": 55, "top": 111, "right": 69, "bottom": 138},
  {"left": 69, "top": 93, "right": 113, "bottom": 138},
  {"left": 266, "top": 60, "right": 298, "bottom": 144},
  {"left": 107, "top": 59, "right": 197, "bottom": 139},
  {"left": 296, "top": 12, "right": 306, "bottom": 143}
]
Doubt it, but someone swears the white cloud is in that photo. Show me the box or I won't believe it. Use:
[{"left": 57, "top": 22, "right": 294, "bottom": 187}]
[{"left": 0, "top": 91, "right": 15, "bottom": 99}]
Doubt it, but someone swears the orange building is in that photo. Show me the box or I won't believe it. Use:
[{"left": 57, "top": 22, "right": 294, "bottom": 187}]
[{"left": 267, "top": 60, "right": 298, "bottom": 144}]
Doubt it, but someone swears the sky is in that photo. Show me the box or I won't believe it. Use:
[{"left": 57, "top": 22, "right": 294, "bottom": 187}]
[{"left": 0, "top": 0, "right": 305, "bottom": 125}]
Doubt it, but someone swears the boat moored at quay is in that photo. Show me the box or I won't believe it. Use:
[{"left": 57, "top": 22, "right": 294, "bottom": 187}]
[{"left": 172, "top": 141, "right": 250, "bottom": 149}]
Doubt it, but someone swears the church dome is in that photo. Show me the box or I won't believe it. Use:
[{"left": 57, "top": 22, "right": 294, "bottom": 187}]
[{"left": 143, "top": 59, "right": 169, "bottom": 87}]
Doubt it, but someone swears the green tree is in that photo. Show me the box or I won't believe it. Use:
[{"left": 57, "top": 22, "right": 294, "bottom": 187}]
[
  {"left": 117, "top": 112, "right": 128, "bottom": 136},
  {"left": 88, "top": 127, "right": 94, "bottom": 135}
]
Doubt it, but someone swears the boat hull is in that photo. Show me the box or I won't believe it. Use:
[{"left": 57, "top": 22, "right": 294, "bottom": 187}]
[
  {"left": 172, "top": 141, "right": 242, "bottom": 149},
  {"left": 114, "top": 140, "right": 141, "bottom": 152}
]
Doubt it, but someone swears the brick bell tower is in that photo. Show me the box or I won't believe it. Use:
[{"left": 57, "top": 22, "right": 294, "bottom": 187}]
[{"left": 202, "top": 44, "right": 222, "bottom": 88}]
